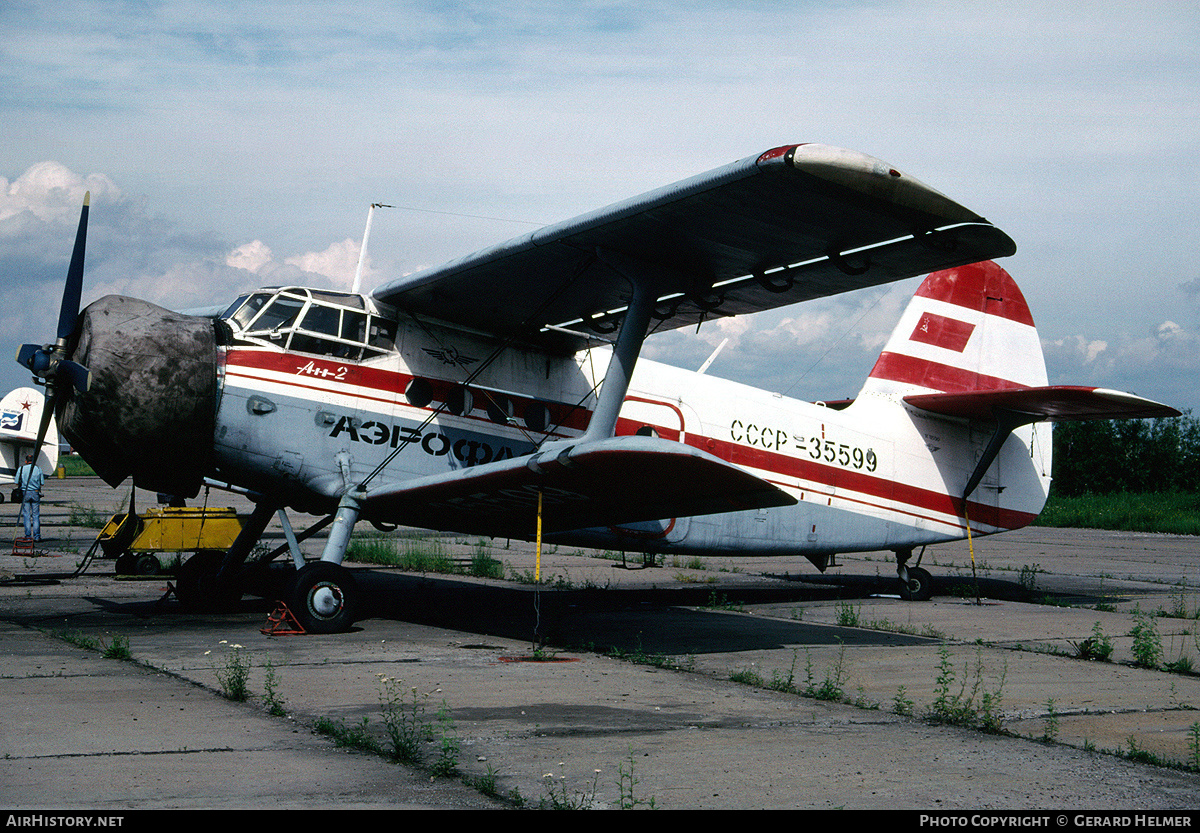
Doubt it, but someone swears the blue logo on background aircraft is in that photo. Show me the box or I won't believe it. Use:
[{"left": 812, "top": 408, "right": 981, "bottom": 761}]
[{"left": 0, "top": 410, "right": 23, "bottom": 432}]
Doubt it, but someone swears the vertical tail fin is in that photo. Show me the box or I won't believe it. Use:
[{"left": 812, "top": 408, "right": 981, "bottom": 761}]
[{"left": 859, "top": 260, "right": 1048, "bottom": 400}]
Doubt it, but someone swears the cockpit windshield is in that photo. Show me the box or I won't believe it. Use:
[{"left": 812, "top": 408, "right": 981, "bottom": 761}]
[{"left": 219, "top": 287, "right": 397, "bottom": 360}]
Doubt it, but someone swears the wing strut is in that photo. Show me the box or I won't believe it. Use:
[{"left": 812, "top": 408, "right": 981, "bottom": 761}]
[{"left": 582, "top": 249, "right": 660, "bottom": 441}]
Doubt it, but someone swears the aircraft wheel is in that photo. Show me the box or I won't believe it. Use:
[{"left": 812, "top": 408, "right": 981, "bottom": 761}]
[
  {"left": 133, "top": 553, "right": 161, "bottom": 576},
  {"left": 899, "top": 566, "right": 933, "bottom": 602},
  {"left": 289, "top": 561, "right": 358, "bottom": 634},
  {"left": 174, "top": 550, "right": 242, "bottom": 611}
]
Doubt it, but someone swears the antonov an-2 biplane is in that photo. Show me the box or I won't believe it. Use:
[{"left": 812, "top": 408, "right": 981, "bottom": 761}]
[{"left": 17, "top": 143, "right": 1178, "bottom": 632}]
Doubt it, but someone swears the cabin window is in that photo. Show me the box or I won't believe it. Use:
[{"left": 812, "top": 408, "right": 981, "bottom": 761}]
[
  {"left": 405, "top": 378, "right": 433, "bottom": 408},
  {"left": 446, "top": 387, "right": 474, "bottom": 416},
  {"left": 523, "top": 401, "right": 552, "bottom": 432},
  {"left": 485, "top": 394, "right": 513, "bottom": 425}
]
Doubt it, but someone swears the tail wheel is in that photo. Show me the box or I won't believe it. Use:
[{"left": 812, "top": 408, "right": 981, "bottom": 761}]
[
  {"left": 899, "top": 566, "right": 933, "bottom": 602},
  {"left": 289, "top": 561, "right": 358, "bottom": 634}
]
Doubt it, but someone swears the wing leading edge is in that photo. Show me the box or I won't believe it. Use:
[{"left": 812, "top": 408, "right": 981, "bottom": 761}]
[{"left": 371, "top": 144, "right": 1016, "bottom": 351}]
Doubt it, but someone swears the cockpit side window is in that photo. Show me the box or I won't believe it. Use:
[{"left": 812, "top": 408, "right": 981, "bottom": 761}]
[
  {"left": 222, "top": 287, "right": 398, "bottom": 361},
  {"left": 300, "top": 303, "right": 341, "bottom": 336},
  {"left": 341, "top": 311, "right": 367, "bottom": 344},
  {"left": 247, "top": 295, "right": 305, "bottom": 335},
  {"left": 367, "top": 317, "right": 397, "bottom": 351},
  {"left": 227, "top": 293, "right": 273, "bottom": 330}
]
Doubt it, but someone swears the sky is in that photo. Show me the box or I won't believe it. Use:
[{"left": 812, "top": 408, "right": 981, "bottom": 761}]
[{"left": 2, "top": 1, "right": 1199, "bottom": 412}]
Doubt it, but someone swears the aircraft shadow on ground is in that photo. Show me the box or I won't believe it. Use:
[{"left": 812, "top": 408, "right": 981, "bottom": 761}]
[
  {"left": 16, "top": 564, "right": 1084, "bottom": 655},
  {"left": 350, "top": 570, "right": 938, "bottom": 655}
]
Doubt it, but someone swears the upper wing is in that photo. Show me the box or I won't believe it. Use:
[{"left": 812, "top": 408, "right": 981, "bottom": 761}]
[{"left": 371, "top": 144, "right": 1016, "bottom": 351}]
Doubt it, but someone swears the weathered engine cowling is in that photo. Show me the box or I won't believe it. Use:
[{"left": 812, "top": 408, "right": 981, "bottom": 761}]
[{"left": 58, "top": 295, "right": 217, "bottom": 497}]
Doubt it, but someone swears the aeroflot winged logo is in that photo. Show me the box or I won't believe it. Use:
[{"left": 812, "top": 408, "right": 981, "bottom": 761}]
[{"left": 423, "top": 346, "right": 479, "bottom": 368}]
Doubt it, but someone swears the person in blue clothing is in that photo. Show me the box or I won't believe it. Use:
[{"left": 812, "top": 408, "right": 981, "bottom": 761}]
[{"left": 16, "top": 453, "right": 45, "bottom": 541}]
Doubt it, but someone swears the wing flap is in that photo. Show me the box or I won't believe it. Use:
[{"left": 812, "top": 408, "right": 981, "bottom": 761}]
[
  {"left": 905, "top": 386, "right": 1181, "bottom": 422},
  {"left": 372, "top": 144, "right": 1015, "bottom": 351},
  {"left": 360, "top": 435, "right": 796, "bottom": 538}
]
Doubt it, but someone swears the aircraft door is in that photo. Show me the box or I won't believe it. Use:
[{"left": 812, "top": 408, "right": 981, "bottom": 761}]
[{"left": 611, "top": 395, "right": 696, "bottom": 543}]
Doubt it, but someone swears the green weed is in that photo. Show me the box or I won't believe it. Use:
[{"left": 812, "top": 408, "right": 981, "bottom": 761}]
[
  {"left": 617, "top": 749, "right": 657, "bottom": 809},
  {"left": 1130, "top": 612, "right": 1164, "bottom": 669},
  {"left": 101, "top": 634, "right": 132, "bottom": 660},
  {"left": 262, "top": 656, "right": 285, "bottom": 716},
  {"left": 1071, "top": 622, "right": 1114, "bottom": 662},
  {"left": 926, "top": 646, "right": 1007, "bottom": 732},
  {"left": 835, "top": 600, "right": 861, "bottom": 627},
  {"left": 209, "top": 642, "right": 251, "bottom": 701}
]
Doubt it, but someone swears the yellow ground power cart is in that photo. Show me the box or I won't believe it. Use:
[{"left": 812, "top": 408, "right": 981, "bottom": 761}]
[{"left": 97, "top": 506, "right": 245, "bottom": 575}]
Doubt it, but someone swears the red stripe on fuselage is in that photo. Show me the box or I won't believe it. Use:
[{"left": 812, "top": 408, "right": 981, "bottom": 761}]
[
  {"left": 223, "top": 347, "right": 1034, "bottom": 532},
  {"left": 223, "top": 348, "right": 593, "bottom": 432},
  {"left": 692, "top": 432, "right": 1034, "bottom": 532}
]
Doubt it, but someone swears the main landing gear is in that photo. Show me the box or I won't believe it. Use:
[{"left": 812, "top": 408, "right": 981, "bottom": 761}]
[
  {"left": 285, "top": 490, "right": 365, "bottom": 634},
  {"left": 170, "top": 499, "right": 363, "bottom": 634},
  {"left": 895, "top": 547, "right": 933, "bottom": 602}
]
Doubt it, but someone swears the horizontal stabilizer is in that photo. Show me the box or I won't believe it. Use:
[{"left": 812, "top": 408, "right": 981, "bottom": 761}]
[
  {"left": 905, "top": 385, "right": 1180, "bottom": 423},
  {"left": 360, "top": 435, "right": 796, "bottom": 538}
]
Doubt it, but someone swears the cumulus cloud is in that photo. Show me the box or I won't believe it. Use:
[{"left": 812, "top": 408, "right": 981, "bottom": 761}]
[
  {"left": 226, "top": 240, "right": 274, "bottom": 273},
  {"left": 284, "top": 238, "right": 368, "bottom": 290},
  {"left": 0, "top": 161, "right": 122, "bottom": 226},
  {"left": 1043, "top": 319, "right": 1200, "bottom": 408}
]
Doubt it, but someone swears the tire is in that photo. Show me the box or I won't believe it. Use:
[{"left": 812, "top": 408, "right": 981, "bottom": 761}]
[
  {"left": 114, "top": 551, "right": 136, "bottom": 575},
  {"left": 289, "top": 561, "right": 358, "bottom": 634},
  {"left": 133, "top": 553, "right": 161, "bottom": 576},
  {"left": 899, "top": 566, "right": 934, "bottom": 602}
]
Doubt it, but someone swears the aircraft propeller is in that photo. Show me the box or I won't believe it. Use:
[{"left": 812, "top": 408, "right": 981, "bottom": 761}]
[{"left": 15, "top": 193, "right": 93, "bottom": 465}]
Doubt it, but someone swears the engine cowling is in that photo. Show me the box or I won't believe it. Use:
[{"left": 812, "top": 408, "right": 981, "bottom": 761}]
[{"left": 58, "top": 295, "right": 218, "bottom": 497}]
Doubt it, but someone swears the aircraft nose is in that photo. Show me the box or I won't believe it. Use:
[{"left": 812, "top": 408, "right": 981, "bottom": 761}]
[{"left": 57, "top": 295, "right": 217, "bottom": 497}]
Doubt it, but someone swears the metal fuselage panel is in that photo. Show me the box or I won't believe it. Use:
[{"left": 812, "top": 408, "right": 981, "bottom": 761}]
[{"left": 212, "top": 316, "right": 1051, "bottom": 558}]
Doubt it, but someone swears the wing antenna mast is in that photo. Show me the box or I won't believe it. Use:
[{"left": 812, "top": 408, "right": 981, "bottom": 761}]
[{"left": 351, "top": 203, "right": 393, "bottom": 295}]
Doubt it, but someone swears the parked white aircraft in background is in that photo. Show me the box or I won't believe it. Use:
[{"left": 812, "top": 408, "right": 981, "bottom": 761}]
[
  {"left": 16, "top": 144, "right": 1178, "bottom": 631},
  {"left": 0, "top": 387, "right": 58, "bottom": 497}
]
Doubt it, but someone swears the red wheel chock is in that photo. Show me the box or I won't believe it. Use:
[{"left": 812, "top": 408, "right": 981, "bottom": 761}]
[{"left": 261, "top": 602, "right": 306, "bottom": 636}]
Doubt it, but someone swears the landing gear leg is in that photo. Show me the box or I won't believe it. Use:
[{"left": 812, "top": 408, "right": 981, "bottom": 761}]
[
  {"left": 288, "top": 491, "right": 363, "bottom": 634},
  {"left": 896, "top": 547, "right": 933, "bottom": 602}
]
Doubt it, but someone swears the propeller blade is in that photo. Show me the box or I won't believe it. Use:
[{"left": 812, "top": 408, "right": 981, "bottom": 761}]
[
  {"left": 30, "top": 393, "right": 56, "bottom": 469},
  {"left": 59, "top": 359, "right": 91, "bottom": 393},
  {"left": 57, "top": 192, "right": 89, "bottom": 341},
  {"left": 16, "top": 343, "right": 45, "bottom": 372}
]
